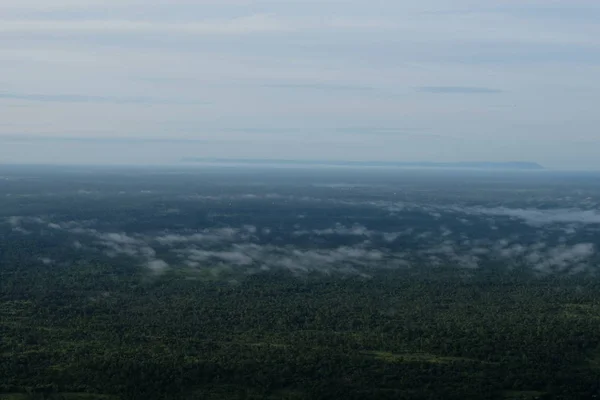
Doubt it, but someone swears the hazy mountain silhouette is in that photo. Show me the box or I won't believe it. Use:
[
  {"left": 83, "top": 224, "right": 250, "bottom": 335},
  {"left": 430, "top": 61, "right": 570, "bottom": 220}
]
[{"left": 181, "top": 158, "right": 544, "bottom": 170}]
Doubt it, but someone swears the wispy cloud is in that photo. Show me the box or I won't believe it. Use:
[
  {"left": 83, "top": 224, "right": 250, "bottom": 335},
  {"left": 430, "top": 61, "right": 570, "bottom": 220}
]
[
  {"left": 0, "top": 135, "right": 214, "bottom": 144},
  {"left": 1, "top": 2, "right": 599, "bottom": 167},
  {"left": 0, "top": 15, "right": 393, "bottom": 36},
  {"left": 417, "top": 86, "right": 503, "bottom": 94},
  {"left": 453, "top": 207, "right": 600, "bottom": 226},
  {"left": 293, "top": 223, "right": 411, "bottom": 243},
  {"left": 0, "top": 15, "right": 288, "bottom": 35},
  {"left": 5, "top": 215, "right": 599, "bottom": 276},
  {"left": 0, "top": 91, "right": 205, "bottom": 105},
  {"left": 262, "top": 83, "right": 378, "bottom": 92},
  {"left": 175, "top": 243, "right": 389, "bottom": 275}
]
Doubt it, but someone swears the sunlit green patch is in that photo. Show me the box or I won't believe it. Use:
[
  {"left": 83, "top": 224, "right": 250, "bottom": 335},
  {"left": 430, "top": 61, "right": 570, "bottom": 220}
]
[
  {"left": 58, "top": 394, "right": 118, "bottom": 400},
  {"left": 502, "top": 390, "right": 546, "bottom": 399},
  {"left": 168, "top": 265, "right": 238, "bottom": 281},
  {"left": 0, "top": 395, "right": 117, "bottom": 400},
  {"left": 561, "top": 304, "right": 600, "bottom": 320},
  {"left": 0, "top": 394, "right": 27, "bottom": 400},
  {"left": 248, "top": 342, "right": 288, "bottom": 349},
  {"left": 0, "top": 301, "right": 33, "bottom": 315},
  {"left": 189, "top": 385, "right": 302, "bottom": 400},
  {"left": 587, "top": 344, "right": 600, "bottom": 369},
  {"left": 364, "top": 351, "right": 483, "bottom": 364}
]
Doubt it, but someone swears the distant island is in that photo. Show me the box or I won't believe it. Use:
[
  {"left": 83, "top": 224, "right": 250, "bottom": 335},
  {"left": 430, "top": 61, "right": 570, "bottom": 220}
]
[{"left": 181, "top": 158, "right": 544, "bottom": 170}]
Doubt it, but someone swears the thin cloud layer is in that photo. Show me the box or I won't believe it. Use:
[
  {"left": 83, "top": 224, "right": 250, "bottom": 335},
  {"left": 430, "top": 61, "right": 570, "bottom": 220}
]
[
  {"left": 418, "top": 86, "right": 503, "bottom": 94},
  {"left": 174, "top": 193, "right": 600, "bottom": 228},
  {"left": 0, "top": 15, "right": 397, "bottom": 36},
  {"left": 0, "top": 92, "right": 198, "bottom": 105},
  {"left": 0, "top": 1, "right": 599, "bottom": 167},
  {"left": 176, "top": 244, "right": 388, "bottom": 275},
  {"left": 453, "top": 207, "right": 600, "bottom": 226},
  {"left": 0, "top": 15, "right": 290, "bottom": 36},
  {"left": 5, "top": 215, "right": 598, "bottom": 276}
]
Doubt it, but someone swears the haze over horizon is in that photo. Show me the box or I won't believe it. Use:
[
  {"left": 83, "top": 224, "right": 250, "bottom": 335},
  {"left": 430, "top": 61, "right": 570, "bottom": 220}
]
[{"left": 1, "top": 0, "right": 599, "bottom": 169}]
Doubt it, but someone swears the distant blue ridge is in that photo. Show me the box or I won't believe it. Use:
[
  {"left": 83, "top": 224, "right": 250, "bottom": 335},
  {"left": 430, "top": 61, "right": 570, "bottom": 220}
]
[{"left": 181, "top": 158, "right": 544, "bottom": 170}]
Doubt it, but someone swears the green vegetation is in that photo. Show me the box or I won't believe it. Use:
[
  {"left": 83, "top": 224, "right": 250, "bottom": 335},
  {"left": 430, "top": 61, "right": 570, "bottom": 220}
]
[
  {"left": 2, "top": 262, "right": 600, "bottom": 399},
  {"left": 364, "top": 351, "right": 484, "bottom": 364},
  {"left": 2, "top": 166, "right": 600, "bottom": 399},
  {"left": 0, "top": 393, "right": 118, "bottom": 400}
]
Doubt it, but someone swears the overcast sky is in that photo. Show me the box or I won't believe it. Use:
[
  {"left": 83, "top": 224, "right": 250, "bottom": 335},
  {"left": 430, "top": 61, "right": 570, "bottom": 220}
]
[{"left": 1, "top": 0, "right": 599, "bottom": 169}]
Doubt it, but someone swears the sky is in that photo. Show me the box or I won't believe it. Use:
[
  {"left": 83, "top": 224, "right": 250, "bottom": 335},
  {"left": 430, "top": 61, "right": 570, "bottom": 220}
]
[{"left": 0, "top": 0, "right": 599, "bottom": 169}]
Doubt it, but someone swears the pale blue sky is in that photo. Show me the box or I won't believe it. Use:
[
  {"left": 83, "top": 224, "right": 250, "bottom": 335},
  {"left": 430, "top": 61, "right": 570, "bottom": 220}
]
[{"left": 1, "top": 0, "right": 599, "bottom": 169}]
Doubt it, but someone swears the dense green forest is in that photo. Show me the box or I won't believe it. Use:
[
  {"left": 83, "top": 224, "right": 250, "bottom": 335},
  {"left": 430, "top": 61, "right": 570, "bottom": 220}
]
[
  {"left": 2, "top": 167, "right": 600, "bottom": 399},
  {"left": 2, "top": 261, "right": 600, "bottom": 400}
]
